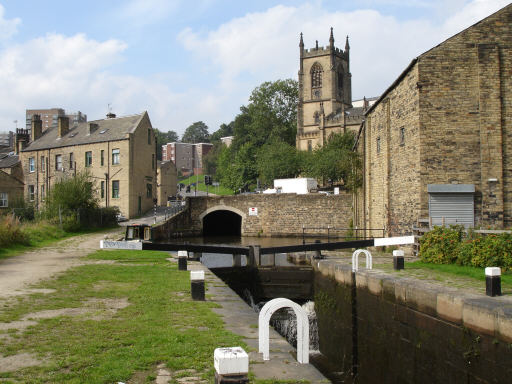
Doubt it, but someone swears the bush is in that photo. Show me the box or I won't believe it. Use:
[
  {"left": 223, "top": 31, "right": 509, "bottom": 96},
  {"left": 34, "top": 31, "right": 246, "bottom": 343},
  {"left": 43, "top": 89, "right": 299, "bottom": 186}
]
[
  {"left": 420, "top": 226, "right": 512, "bottom": 270},
  {"left": 0, "top": 215, "right": 29, "bottom": 247},
  {"left": 419, "top": 225, "right": 464, "bottom": 264}
]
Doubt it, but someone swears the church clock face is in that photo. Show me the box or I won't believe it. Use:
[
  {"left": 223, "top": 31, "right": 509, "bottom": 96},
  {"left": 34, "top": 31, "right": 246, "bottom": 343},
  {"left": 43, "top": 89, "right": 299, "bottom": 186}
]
[{"left": 313, "top": 89, "right": 321, "bottom": 99}]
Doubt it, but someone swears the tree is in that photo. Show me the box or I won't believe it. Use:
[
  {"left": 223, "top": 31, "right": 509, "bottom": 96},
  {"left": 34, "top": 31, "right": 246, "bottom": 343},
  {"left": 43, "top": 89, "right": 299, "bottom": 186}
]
[
  {"left": 232, "top": 79, "right": 298, "bottom": 150},
  {"left": 45, "top": 171, "right": 98, "bottom": 215},
  {"left": 203, "top": 142, "right": 225, "bottom": 176},
  {"left": 256, "top": 140, "right": 301, "bottom": 185},
  {"left": 304, "top": 132, "right": 362, "bottom": 191},
  {"left": 154, "top": 128, "right": 179, "bottom": 160},
  {"left": 217, "top": 143, "right": 257, "bottom": 191},
  {"left": 210, "top": 122, "right": 234, "bottom": 143},
  {"left": 182, "top": 121, "right": 210, "bottom": 143}
]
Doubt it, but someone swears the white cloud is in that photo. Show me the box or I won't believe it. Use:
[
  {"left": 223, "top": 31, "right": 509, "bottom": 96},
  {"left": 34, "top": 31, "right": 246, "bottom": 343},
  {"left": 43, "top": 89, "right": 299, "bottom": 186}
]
[
  {"left": 0, "top": 4, "right": 21, "bottom": 42},
  {"left": 178, "top": 0, "right": 509, "bottom": 103}
]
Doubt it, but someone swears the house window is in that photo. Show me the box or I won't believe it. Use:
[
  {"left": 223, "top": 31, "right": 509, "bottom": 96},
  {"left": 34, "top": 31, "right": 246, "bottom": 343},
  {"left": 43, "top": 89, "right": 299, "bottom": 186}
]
[
  {"left": 28, "top": 185, "right": 35, "bottom": 201},
  {"left": 101, "top": 150, "right": 104, "bottom": 166},
  {"left": 101, "top": 181, "right": 105, "bottom": 199},
  {"left": 148, "top": 128, "right": 151, "bottom": 145},
  {"left": 152, "top": 154, "right": 155, "bottom": 170},
  {"left": 400, "top": 127, "right": 405, "bottom": 146},
  {"left": 112, "top": 149, "right": 120, "bottom": 165},
  {"left": 307, "top": 140, "right": 312, "bottom": 152},
  {"left": 85, "top": 151, "right": 92, "bottom": 167},
  {"left": 29, "top": 157, "right": 35, "bottom": 173},
  {"left": 0, "top": 192, "right": 7, "bottom": 207},
  {"left": 112, "top": 180, "right": 119, "bottom": 198},
  {"left": 41, "top": 156, "right": 45, "bottom": 173},
  {"left": 146, "top": 183, "right": 152, "bottom": 198},
  {"left": 55, "top": 155, "right": 62, "bottom": 171},
  {"left": 41, "top": 184, "right": 45, "bottom": 201},
  {"left": 69, "top": 153, "right": 74, "bottom": 169}
]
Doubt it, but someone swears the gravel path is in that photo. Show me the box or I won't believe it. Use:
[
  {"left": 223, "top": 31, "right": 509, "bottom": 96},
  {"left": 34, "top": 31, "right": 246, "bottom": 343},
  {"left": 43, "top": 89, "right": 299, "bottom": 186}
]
[{"left": 0, "top": 228, "right": 123, "bottom": 299}]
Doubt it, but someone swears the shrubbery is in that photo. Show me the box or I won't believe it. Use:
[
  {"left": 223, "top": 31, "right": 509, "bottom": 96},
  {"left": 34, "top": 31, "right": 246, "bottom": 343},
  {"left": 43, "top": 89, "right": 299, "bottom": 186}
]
[
  {"left": 0, "top": 215, "right": 28, "bottom": 247},
  {"left": 419, "top": 225, "right": 512, "bottom": 270}
]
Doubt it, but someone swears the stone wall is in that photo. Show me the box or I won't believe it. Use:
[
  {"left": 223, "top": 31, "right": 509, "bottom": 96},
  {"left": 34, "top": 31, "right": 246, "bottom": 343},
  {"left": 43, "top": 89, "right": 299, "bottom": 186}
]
[
  {"left": 313, "top": 261, "right": 512, "bottom": 383},
  {"left": 153, "top": 193, "right": 353, "bottom": 239}
]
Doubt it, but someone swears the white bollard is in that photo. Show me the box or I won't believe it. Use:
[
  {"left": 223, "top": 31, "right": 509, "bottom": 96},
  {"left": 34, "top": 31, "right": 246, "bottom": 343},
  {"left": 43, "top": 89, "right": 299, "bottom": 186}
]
[
  {"left": 485, "top": 267, "right": 501, "bottom": 297},
  {"left": 190, "top": 270, "right": 205, "bottom": 301},
  {"left": 178, "top": 250, "right": 188, "bottom": 271},
  {"left": 214, "top": 347, "right": 249, "bottom": 383}
]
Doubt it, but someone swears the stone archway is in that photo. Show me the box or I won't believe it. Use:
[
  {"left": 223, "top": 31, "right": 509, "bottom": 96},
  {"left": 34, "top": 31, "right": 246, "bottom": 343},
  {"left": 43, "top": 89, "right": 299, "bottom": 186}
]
[
  {"left": 199, "top": 205, "right": 246, "bottom": 236},
  {"left": 258, "top": 298, "right": 309, "bottom": 364}
]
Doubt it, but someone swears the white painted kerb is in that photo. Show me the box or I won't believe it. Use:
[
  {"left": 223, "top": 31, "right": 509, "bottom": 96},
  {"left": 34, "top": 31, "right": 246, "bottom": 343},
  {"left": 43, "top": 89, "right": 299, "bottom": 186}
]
[
  {"left": 374, "top": 235, "right": 414, "bottom": 247},
  {"left": 100, "top": 240, "right": 142, "bottom": 250},
  {"left": 258, "top": 298, "right": 309, "bottom": 364}
]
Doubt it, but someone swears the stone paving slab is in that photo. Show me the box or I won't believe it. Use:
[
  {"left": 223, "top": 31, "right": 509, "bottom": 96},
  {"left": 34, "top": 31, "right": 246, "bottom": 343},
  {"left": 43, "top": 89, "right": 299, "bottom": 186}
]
[{"left": 187, "top": 262, "right": 328, "bottom": 383}]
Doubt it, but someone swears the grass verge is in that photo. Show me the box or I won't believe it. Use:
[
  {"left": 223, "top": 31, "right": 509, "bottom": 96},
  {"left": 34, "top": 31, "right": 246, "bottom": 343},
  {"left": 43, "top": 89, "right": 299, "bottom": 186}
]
[
  {"left": 0, "top": 249, "right": 245, "bottom": 383},
  {"left": 179, "top": 174, "right": 234, "bottom": 196},
  {"left": 0, "top": 223, "right": 118, "bottom": 261},
  {"left": 376, "top": 261, "right": 512, "bottom": 293}
]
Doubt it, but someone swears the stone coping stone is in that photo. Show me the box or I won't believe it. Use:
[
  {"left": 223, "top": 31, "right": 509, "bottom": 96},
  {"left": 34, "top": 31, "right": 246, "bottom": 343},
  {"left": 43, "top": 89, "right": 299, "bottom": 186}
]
[{"left": 311, "top": 259, "right": 512, "bottom": 343}]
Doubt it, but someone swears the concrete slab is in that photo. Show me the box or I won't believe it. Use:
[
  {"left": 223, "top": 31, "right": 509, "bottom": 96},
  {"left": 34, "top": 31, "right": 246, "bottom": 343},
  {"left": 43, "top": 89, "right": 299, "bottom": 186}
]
[{"left": 187, "top": 262, "right": 328, "bottom": 382}]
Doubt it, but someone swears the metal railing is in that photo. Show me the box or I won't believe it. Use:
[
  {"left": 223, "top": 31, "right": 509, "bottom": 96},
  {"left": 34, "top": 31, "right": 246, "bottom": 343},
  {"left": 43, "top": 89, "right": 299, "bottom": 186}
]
[
  {"left": 301, "top": 225, "right": 385, "bottom": 243},
  {"left": 164, "top": 200, "right": 186, "bottom": 220}
]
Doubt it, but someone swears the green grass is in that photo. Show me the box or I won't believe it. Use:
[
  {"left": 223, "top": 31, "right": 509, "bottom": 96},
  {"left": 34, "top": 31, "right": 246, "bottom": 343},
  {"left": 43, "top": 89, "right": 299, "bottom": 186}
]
[
  {"left": 179, "top": 174, "right": 234, "bottom": 196},
  {"left": 376, "top": 261, "right": 512, "bottom": 292},
  {"left": 0, "top": 250, "right": 245, "bottom": 383}
]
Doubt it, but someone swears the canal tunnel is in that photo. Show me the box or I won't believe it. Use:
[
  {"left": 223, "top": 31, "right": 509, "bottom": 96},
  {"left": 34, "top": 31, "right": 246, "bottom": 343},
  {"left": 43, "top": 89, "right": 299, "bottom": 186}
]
[{"left": 203, "top": 210, "right": 242, "bottom": 236}]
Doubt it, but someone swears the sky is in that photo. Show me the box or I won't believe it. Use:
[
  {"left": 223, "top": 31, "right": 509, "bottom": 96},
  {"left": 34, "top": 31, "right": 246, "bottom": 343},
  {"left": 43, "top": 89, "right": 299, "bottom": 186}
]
[{"left": 0, "top": 0, "right": 508, "bottom": 136}]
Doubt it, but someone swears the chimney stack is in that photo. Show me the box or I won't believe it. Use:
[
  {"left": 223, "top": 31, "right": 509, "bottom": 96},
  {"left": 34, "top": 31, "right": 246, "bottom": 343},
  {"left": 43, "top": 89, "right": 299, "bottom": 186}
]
[
  {"left": 88, "top": 122, "right": 99, "bottom": 135},
  {"left": 31, "top": 114, "right": 43, "bottom": 142},
  {"left": 15, "top": 128, "right": 29, "bottom": 154},
  {"left": 58, "top": 116, "right": 70, "bottom": 138},
  {"left": 106, "top": 112, "right": 116, "bottom": 119}
]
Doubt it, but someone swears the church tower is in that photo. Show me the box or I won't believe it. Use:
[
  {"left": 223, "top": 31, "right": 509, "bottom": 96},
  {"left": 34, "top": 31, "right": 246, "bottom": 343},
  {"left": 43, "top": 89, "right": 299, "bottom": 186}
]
[{"left": 297, "top": 28, "right": 358, "bottom": 151}]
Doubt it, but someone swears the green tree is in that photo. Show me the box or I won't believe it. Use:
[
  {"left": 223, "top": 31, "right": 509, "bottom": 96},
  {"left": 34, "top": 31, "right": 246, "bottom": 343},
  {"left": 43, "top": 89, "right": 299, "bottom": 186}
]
[
  {"left": 218, "top": 143, "right": 257, "bottom": 191},
  {"left": 154, "top": 128, "right": 179, "bottom": 160},
  {"left": 210, "top": 122, "right": 234, "bottom": 143},
  {"left": 232, "top": 79, "right": 298, "bottom": 150},
  {"left": 256, "top": 140, "right": 301, "bottom": 185},
  {"left": 45, "top": 171, "right": 98, "bottom": 214},
  {"left": 182, "top": 121, "right": 210, "bottom": 143},
  {"left": 203, "top": 142, "right": 225, "bottom": 176},
  {"left": 304, "top": 132, "right": 362, "bottom": 191}
]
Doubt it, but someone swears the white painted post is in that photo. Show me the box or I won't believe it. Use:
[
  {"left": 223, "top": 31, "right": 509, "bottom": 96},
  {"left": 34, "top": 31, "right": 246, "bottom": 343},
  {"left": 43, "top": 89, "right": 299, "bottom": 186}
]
[
  {"left": 258, "top": 298, "right": 309, "bottom": 364},
  {"left": 214, "top": 347, "right": 249, "bottom": 383},
  {"left": 352, "top": 249, "right": 372, "bottom": 272}
]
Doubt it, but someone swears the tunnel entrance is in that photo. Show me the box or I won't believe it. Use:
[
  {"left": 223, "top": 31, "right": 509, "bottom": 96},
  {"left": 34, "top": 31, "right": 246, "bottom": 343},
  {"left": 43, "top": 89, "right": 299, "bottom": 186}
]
[{"left": 203, "top": 210, "right": 242, "bottom": 236}]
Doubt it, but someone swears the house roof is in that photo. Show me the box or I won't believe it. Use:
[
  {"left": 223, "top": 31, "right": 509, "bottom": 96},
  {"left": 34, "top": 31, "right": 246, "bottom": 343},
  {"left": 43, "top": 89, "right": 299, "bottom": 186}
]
[
  {"left": 0, "top": 153, "right": 19, "bottom": 169},
  {"left": 22, "top": 112, "right": 147, "bottom": 152},
  {"left": 365, "top": 3, "right": 512, "bottom": 116}
]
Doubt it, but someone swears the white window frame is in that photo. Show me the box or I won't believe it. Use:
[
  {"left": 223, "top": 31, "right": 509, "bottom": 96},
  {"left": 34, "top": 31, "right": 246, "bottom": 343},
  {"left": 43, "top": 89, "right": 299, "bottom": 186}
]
[
  {"left": 28, "top": 185, "right": 35, "bottom": 201},
  {"left": 56, "top": 155, "right": 63, "bottom": 171},
  {"left": 29, "top": 157, "right": 35, "bottom": 173},
  {"left": 112, "top": 148, "right": 120, "bottom": 165},
  {"left": 0, "top": 192, "right": 7, "bottom": 207}
]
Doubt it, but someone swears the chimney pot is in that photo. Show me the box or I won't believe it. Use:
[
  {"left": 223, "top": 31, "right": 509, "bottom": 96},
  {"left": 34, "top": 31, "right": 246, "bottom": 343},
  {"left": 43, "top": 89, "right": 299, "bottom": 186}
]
[
  {"left": 106, "top": 112, "right": 116, "bottom": 119},
  {"left": 88, "top": 122, "right": 99, "bottom": 135}
]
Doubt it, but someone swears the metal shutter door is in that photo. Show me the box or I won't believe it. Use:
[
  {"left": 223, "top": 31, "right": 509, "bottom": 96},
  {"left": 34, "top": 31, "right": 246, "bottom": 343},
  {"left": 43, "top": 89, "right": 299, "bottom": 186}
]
[{"left": 429, "top": 193, "right": 474, "bottom": 227}]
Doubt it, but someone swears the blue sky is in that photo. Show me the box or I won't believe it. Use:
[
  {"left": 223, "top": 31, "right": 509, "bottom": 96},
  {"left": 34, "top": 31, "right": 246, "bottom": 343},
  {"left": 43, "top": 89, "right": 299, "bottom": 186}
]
[{"left": 0, "top": 0, "right": 508, "bottom": 136}]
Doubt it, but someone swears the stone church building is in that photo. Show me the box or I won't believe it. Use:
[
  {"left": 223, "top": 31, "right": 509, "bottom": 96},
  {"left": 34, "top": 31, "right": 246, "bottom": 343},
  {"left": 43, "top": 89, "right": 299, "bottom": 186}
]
[
  {"left": 354, "top": 3, "right": 512, "bottom": 236},
  {"left": 296, "top": 29, "right": 373, "bottom": 151}
]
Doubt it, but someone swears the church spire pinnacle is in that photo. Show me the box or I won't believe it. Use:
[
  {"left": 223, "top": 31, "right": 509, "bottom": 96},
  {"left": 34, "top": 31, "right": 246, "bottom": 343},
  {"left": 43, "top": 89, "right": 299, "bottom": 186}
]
[
  {"left": 299, "top": 32, "right": 304, "bottom": 48},
  {"left": 329, "top": 27, "right": 334, "bottom": 48},
  {"left": 345, "top": 35, "right": 350, "bottom": 51}
]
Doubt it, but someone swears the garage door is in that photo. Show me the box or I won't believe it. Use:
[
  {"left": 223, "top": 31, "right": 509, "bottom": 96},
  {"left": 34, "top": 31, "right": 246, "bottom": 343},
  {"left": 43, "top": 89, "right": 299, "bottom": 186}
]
[{"left": 428, "top": 184, "right": 475, "bottom": 228}]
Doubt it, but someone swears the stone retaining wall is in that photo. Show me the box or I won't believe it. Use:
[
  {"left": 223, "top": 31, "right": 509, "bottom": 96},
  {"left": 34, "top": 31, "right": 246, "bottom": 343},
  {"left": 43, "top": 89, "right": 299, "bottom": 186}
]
[{"left": 313, "top": 260, "right": 512, "bottom": 383}]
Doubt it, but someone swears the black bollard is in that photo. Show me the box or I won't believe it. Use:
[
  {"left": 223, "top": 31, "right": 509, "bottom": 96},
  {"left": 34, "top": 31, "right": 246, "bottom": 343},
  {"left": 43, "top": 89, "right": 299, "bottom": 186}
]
[
  {"left": 485, "top": 267, "right": 501, "bottom": 297},
  {"left": 393, "top": 250, "right": 405, "bottom": 270},
  {"left": 178, "top": 250, "right": 188, "bottom": 271},
  {"left": 191, "top": 270, "right": 205, "bottom": 301},
  {"left": 314, "top": 239, "right": 323, "bottom": 259}
]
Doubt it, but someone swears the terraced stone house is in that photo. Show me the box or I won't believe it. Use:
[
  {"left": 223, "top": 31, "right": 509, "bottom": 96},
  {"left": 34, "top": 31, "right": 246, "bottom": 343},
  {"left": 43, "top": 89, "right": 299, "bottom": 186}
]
[{"left": 20, "top": 111, "right": 157, "bottom": 219}]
